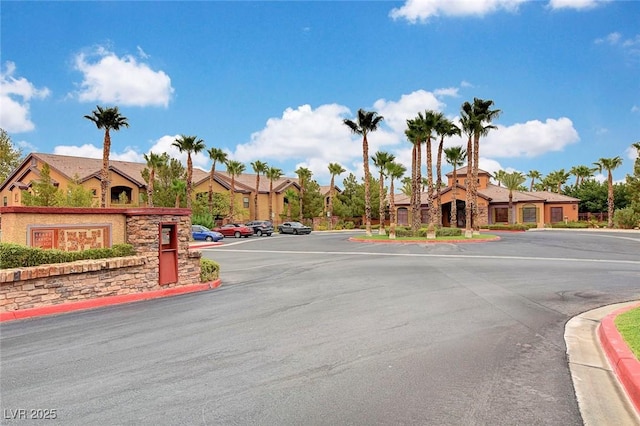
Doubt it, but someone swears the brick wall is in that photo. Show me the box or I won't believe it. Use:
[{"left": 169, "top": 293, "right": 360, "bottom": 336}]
[{"left": 0, "top": 207, "right": 202, "bottom": 313}]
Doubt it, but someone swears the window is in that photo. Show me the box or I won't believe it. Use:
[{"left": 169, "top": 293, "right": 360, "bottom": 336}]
[
  {"left": 494, "top": 207, "right": 508, "bottom": 223},
  {"left": 3, "top": 196, "right": 7, "bottom": 207},
  {"left": 522, "top": 206, "right": 537, "bottom": 223},
  {"left": 397, "top": 208, "right": 408, "bottom": 225},
  {"left": 550, "top": 207, "right": 563, "bottom": 223},
  {"left": 91, "top": 189, "right": 97, "bottom": 196},
  {"left": 243, "top": 197, "right": 249, "bottom": 208}
]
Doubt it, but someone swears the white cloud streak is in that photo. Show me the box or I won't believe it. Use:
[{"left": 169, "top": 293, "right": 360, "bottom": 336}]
[
  {"left": 390, "top": 0, "right": 527, "bottom": 23},
  {"left": 72, "top": 46, "right": 174, "bottom": 107},
  {"left": 0, "top": 61, "right": 50, "bottom": 133}
]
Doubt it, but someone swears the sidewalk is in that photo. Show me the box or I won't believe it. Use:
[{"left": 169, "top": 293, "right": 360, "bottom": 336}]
[{"left": 565, "top": 301, "right": 640, "bottom": 425}]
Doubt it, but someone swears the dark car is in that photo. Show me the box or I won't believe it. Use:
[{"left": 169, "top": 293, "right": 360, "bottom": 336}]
[
  {"left": 278, "top": 221, "right": 312, "bottom": 235},
  {"left": 245, "top": 220, "right": 274, "bottom": 237},
  {"left": 213, "top": 223, "right": 253, "bottom": 238},
  {"left": 191, "top": 225, "right": 224, "bottom": 242}
]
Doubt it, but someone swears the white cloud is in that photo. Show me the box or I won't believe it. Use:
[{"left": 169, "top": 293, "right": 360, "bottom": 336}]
[
  {"left": 595, "top": 32, "right": 622, "bottom": 45},
  {"left": 626, "top": 145, "right": 639, "bottom": 162},
  {"left": 390, "top": 0, "right": 526, "bottom": 23},
  {"left": 373, "top": 89, "right": 444, "bottom": 134},
  {"left": 480, "top": 117, "right": 580, "bottom": 158},
  {"left": 548, "top": 0, "right": 609, "bottom": 10},
  {"left": 631, "top": 105, "right": 639, "bottom": 114},
  {"left": 232, "top": 103, "right": 361, "bottom": 176},
  {"left": 53, "top": 144, "right": 144, "bottom": 163},
  {"left": 147, "top": 134, "right": 211, "bottom": 170},
  {"left": 595, "top": 32, "right": 640, "bottom": 57},
  {"left": 0, "top": 61, "right": 50, "bottom": 133},
  {"left": 72, "top": 46, "right": 174, "bottom": 107},
  {"left": 434, "top": 87, "right": 460, "bottom": 98}
]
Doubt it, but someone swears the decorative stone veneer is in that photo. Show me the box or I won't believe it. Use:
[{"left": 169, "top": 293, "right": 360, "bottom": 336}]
[{"left": 0, "top": 207, "right": 202, "bottom": 313}]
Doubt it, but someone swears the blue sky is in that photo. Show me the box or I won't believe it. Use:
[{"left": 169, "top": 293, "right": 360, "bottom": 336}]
[{"left": 2, "top": 0, "right": 639, "bottom": 186}]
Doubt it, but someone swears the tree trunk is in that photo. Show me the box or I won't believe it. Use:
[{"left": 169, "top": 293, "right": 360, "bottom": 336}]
[
  {"left": 363, "top": 134, "right": 372, "bottom": 236},
  {"left": 389, "top": 179, "right": 396, "bottom": 239},
  {"left": 436, "top": 136, "right": 444, "bottom": 226},
  {"left": 101, "top": 129, "right": 111, "bottom": 208},
  {"left": 186, "top": 154, "right": 193, "bottom": 210},
  {"left": 451, "top": 168, "right": 458, "bottom": 227},
  {"left": 465, "top": 135, "right": 473, "bottom": 238},
  {"left": 379, "top": 171, "right": 386, "bottom": 235}
]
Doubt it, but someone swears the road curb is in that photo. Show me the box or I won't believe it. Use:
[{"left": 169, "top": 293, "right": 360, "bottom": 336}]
[
  {"left": 598, "top": 303, "right": 640, "bottom": 415},
  {"left": 0, "top": 279, "right": 221, "bottom": 323}
]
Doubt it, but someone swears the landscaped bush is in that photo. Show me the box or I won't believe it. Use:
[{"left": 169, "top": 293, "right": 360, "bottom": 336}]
[
  {"left": 485, "top": 224, "right": 529, "bottom": 231},
  {"left": 0, "top": 243, "right": 136, "bottom": 269},
  {"left": 436, "top": 227, "right": 463, "bottom": 237},
  {"left": 548, "top": 221, "right": 589, "bottom": 229},
  {"left": 344, "top": 221, "right": 355, "bottom": 229},
  {"left": 614, "top": 207, "right": 640, "bottom": 229},
  {"left": 315, "top": 224, "right": 328, "bottom": 231},
  {"left": 200, "top": 258, "right": 220, "bottom": 282}
]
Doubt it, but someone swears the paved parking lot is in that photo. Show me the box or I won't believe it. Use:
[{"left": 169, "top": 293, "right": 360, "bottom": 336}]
[{"left": 1, "top": 230, "right": 639, "bottom": 424}]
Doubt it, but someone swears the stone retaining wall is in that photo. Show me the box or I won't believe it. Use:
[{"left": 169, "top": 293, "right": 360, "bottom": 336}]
[
  {"left": 0, "top": 207, "right": 203, "bottom": 314},
  {"left": 0, "top": 253, "right": 202, "bottom": 312}
]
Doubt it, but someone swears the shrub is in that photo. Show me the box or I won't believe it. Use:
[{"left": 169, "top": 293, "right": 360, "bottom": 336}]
[
  {"left": 0, "top": 243, "right": 136, "bottom": 269},
  {"left": 485, "top": 224, "right": 529, "bottom": 231},
  {"left": 344, "top": 221, "right": 355, "bottom": 229},
  {"left": 200, "top": 258, "right": 220, "bottom": 282},
  {"left": 315, "top": 224, "right": 328, "bottom": 231},
  {"left": 549, "top": 221, "right": 589, "bottom": 229},
  {"left": 436, "top": 227, "right": 463, "bottom": 237},
  {"left": 614, "top": 207, "right": 640, "bottom": 229}
]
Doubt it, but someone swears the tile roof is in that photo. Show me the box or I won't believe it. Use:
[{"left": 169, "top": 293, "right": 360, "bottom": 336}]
[{"left": 2, "top": 153, "right": 300, "bottom": 194}]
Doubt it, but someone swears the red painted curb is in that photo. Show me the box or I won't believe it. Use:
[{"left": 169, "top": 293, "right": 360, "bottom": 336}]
[
  {"left": 598, "top": 303, "right": 640, "bottom": 414},
  {"left": 348, "top": 236, "right": 501, "bottom": 244},
  {"left": 0, "top": 279, "right": 222, "bottom": 323}
]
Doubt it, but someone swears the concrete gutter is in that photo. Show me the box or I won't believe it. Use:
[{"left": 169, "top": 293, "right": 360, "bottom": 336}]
[{"left": 565, "top": 301, "right": 640, "bottom": 425}]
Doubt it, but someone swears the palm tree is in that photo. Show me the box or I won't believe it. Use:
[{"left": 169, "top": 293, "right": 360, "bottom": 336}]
[
  {"left": 343, "top": 109, "right": 384, "bottom": 236},
  {"left": 400, "top": 176, "right": 412, "bottom": 196},
  {"left": 434, "top": 116, "right": 460, "bottom": 225},
  {"left": 444, "top": 146, "right": 467, "bottom": 228},
  {"left": 171, "top": 179, "right": 186, "bottom": 208},
  {"left": 207, "top": 147, "right": 228, "bottom": 215},
  {"left": 502, "top": 172, "right": 526, "bottom": 224},
  {"left": 372, "top": 151, "right": 395, "bottom": 235},
  {"left": 405, "top": 117, "right": 425, "bottom": 234},
  {"left": 386, "top": 162, "right": 406, "bottom": 239},
  {"left": 459, "top": 108, "right": 475, "bottom": 237},
  {"left": 527, "top": 170, "right": 542, "bottom": 192},
  {"left": 172, "top": 135, "right": 205, "bottom": 209},
  {"left": 283, "top": 188, "right": 298, "bottom": 220},
  {"left": 266, "top": 167, "right": 284, "bottom": 223},
  {"left": 570, "top": 165, "right": 595, "bottom": 187},
  {"left": 593, "top": 156, "right": 623, "bottom": 228},
  {"left": 546, "top": 169, "right": 570, "bottom": 193},
  {"left": 84, "top": 106, "right": 129, "bottom": 207},
  {"left": 418, "top": 111, "right": 440, "bottom": 227},
  {"left": 143, "top": 151, "right": 163, "bottom": 207},
  {"left": 295, "top": 167, "right": 312, "bottom": 222},
  {"left": 464, "top": 98, "right": 501, "bottom": 234},
  {"left": 251, "top": 160, "right": 268, "bottom": 220},
  {"left": 492, "top": 169, "right": 508, "bottom": 187},
  {"left": 225, "top": 160, "right": 246, "bottom": 221},
  {"left": 327, "top": 162, "right": 346, "bottom": 228}
]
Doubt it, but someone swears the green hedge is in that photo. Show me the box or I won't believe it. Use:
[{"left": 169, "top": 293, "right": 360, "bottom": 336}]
[
  {"left": 200, "top": 258, "right": 220, "bottom": 282},
  {"left": 0, "top": 243, "right": 136, "bottom": 269},
  {"left": 484, "top": 224, "right": 530, "bottom": 231},
  {"left": 547, "top": 221, "right": 589, "bottom": 229}
]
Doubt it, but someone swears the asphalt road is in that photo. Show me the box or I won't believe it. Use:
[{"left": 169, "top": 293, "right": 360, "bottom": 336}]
[{"left": 1, "top": 230, "right": 639, "bottom": 425}]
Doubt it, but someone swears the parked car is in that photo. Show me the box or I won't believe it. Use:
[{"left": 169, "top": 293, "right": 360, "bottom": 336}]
[
  {"left": 191, "top": 225, "right": 224, "bottom": 242},
  {"left": 278, "top": 221, "right": 312, "bottom": 235},
  {"left": 213, "top": 223, "right": 253, "bottom": 238},
  {"left": 245, "top": 220, "right": 274, "bottom": 237}
]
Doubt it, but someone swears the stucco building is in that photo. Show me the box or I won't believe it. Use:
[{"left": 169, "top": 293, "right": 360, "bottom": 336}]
[{"left": 393, "top": 167, "right": 579, "bottom": 227}]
